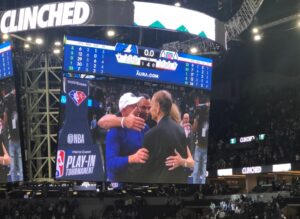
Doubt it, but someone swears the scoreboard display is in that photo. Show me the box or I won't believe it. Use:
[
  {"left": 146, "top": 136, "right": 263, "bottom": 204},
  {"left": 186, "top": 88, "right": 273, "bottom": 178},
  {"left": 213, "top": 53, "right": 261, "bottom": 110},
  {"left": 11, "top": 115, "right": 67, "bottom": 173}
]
[
  {"left": 63, "top": 36, "right": 213, "bottom": 90},
  {"left": 0, "top": 41, "right": 13, "bottom": 80}
]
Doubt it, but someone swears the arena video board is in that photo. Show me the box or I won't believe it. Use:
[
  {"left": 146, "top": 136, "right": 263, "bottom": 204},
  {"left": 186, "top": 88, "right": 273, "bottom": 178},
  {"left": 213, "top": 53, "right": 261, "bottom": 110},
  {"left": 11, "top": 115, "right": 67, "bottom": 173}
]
[
  {"left": 0, "top": 41, "right": 24, "bottom": 183},
  {"left": 56, "top": 36, "right": 212, "bottom": 184}
]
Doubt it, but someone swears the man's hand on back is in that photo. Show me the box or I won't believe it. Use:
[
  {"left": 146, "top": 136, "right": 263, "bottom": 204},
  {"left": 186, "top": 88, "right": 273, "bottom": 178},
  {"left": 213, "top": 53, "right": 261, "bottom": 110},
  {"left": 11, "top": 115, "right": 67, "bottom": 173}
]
[{"left": 124, "top": 107, "right": 145, "bottom": 131}]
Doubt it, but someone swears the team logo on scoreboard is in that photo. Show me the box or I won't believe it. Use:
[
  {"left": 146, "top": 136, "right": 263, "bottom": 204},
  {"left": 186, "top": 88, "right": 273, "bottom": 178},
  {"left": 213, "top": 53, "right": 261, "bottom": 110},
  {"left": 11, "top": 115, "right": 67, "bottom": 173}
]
[
  {"left": 115, "top": 43, "right": 138, "bottom": 54},
  {"left": 69, "top": 90, "right": 87, "bottom": 106},
  {"left": 160, "top": 50, "right": 178, "bottom": 60},
  {"left": 56, "top": 150, "right": 65, "bottom": 178}
]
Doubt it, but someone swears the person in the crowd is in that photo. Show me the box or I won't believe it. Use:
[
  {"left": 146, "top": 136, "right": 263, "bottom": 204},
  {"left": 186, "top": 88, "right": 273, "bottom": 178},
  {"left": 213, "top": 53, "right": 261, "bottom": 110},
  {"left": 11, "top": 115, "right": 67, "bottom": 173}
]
[
  {"left": 105, "top": 93, "right": 149, "bottom": 182},
  {"left": 191, "top": 100, "right": 210, "bottom": 184},
  {"left": 139, "top": 90, "right": 188, "bottom": 183},
  {"left": 180, "top": 113, "right": 192, "bottom": 138}
]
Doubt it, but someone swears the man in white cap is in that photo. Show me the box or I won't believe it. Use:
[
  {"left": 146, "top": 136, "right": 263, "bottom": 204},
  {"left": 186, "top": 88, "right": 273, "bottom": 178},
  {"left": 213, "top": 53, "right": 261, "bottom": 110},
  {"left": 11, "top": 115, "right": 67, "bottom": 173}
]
[
  {"left": 98, "top": 93, "right": 147, "bottom": 131},
  {"left": 105, "top": 92, "right": 149, "bottom": 182}
]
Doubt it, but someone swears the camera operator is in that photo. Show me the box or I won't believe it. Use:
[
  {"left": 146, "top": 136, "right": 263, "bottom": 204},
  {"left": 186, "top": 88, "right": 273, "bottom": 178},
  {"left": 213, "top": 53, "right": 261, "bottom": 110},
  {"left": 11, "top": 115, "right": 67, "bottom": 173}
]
[
  {"left": 2, "top": 87, "right": 23, "bottom": 182},
  {"left": 191, "top": 100, "right": 210, "bottom": 184}
]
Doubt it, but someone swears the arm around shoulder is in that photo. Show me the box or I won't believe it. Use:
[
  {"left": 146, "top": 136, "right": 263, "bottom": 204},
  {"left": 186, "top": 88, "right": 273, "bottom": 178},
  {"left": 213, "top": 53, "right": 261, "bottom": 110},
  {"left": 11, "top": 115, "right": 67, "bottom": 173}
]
[{"left": 98, "top": 114, "right": 121, "bottom": 129}]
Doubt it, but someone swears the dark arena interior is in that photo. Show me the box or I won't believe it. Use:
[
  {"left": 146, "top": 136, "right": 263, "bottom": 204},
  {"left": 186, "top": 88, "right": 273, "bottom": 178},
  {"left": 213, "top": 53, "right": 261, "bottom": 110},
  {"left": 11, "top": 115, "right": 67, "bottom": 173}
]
[{"left": 0, "top": 0, "right": 300, "bottom": 218}]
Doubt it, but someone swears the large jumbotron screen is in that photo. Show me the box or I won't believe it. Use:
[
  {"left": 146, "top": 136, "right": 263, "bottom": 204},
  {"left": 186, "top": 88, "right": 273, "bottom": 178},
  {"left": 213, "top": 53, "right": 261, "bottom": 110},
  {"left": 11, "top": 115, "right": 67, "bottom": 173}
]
[
  {"left": 56, "top": 36, "right": 212, "bottom": 184},
  {"left": 0, "top": 41, "right": 24, "bottom": 183}
]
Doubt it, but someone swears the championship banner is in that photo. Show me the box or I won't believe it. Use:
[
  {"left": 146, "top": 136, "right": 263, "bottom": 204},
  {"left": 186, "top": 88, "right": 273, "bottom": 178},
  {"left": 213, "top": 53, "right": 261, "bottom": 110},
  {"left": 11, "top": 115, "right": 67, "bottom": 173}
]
[
  {"left": 56, "top": 77, "right": 104, "bottom": 181},
  {"left": 0, "top": 0, "right": 134, "bottom": 34}
]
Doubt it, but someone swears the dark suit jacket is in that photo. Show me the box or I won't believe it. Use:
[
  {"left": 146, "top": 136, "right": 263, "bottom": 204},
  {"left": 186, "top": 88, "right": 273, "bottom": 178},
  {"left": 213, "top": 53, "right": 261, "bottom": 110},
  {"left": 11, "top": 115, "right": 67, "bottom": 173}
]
[
  {"left": 0, "top": 128, "right": 9, "bottom": 183},
  {"left": 140, "top": 116, "right": 188, "bottom": 183}
]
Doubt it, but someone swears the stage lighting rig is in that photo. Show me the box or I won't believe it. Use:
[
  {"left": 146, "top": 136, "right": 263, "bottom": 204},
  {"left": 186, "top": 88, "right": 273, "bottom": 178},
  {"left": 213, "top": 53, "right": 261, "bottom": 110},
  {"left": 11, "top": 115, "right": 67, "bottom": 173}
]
[
  {"left": 190, "top": 47, "right": 198, "bottom": 54},
  {"left": 35, "top": 38, "right": 43, "bottom": 45},
  {"left": 106, "top": 29, "right": 116, "bottom": 37},
  {"left": 54, "top": 41, "right": 61, "bottom": 46},
  {"left": 53, "top": 49, "right": 61, "bottom": 54},
  {"left": 2, "top": 33, "right": 9, "bottom": 40},
  {"left": 253, "top": 34, "right": 262, "bottom": 41},
  {"left": 24, "top": 43, "right": 30, "bottom": 49},
  {"left": 174, "top": 2, "right": 181, "bottom": 7}
]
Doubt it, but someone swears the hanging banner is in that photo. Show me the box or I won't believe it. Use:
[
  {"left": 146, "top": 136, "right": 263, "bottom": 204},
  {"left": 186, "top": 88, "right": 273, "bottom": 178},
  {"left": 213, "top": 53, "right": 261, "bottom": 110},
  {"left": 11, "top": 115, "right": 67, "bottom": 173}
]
[{"left": 56, "top": 77, "right": 105, "bottom": 181}]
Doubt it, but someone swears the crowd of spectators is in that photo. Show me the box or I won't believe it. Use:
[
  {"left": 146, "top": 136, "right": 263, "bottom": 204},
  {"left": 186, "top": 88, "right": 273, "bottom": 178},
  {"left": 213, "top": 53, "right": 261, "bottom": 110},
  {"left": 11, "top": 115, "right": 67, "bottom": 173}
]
[
  {"left": 208, "top": 194, "right": 287, "bottom": 219},
  {"left": 201, "top": 182, "right": 241, "bottom": 196},
  {"left": 4, "top": 180, "right": 300, "bottom": 219},
  {"left": 208, "top": 85, "right": 300, "bottom": 170},
  {"left": 0, "top": 198, "right": 82, "bottom": 219},
  {"left": 0, "top": 195, "right": 286, "bottom": 219}
]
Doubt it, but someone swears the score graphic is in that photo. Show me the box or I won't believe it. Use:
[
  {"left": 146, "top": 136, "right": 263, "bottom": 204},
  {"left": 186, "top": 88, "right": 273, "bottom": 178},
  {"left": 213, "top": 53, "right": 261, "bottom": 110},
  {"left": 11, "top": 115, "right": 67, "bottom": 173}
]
[
  {"left": 0, "top": 41, "right": 13, "bottom": 80},
  {"left": 64, "top": 36, "right": 213, "bottom": 90},
  {"left": 141, "top": 60, "right": 156, "bottom": 69}
]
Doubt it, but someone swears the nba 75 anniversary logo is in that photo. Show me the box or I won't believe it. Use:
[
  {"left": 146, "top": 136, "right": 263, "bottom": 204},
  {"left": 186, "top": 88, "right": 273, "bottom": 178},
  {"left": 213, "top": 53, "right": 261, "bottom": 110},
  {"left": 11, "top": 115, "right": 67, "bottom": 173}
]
[{"left": 69, "top": 90, "right": 87, "bottom": 106}]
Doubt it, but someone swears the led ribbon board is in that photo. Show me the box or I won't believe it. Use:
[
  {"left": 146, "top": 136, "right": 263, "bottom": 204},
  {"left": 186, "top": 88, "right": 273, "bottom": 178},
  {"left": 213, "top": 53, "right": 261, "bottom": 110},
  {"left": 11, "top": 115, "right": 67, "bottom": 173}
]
[
  {"left": 0, "top": 41, "right": 13, "bottom": 80},
  {"left": 0, "top": 1, "right": 218, "bottom": 43},
  {"left": 0, "top": 1, "right": 134, "bottom": 33},
  {"left": 134, "top": 2, "right": 216, "bottom": 41},
  {"left": 63, "top": 36, "right": 213, "bottom": 90}
]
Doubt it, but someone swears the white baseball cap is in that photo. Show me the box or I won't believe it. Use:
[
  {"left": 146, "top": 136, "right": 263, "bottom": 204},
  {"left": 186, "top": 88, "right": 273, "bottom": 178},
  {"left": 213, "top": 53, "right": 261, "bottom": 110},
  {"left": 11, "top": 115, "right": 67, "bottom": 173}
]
[{"left": 119, "top": 92, "right": 143, "bottom": 111}]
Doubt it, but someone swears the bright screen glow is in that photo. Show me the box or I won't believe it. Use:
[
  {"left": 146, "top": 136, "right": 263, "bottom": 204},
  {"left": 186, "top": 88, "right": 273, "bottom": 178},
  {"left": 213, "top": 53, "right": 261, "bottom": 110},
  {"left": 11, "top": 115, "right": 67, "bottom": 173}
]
[
  {"left": 272, "top": 163, "right": 291, "bottom": 172},
  {"left": 134, "top": 2, "right": 216, "bottom": 40},
  {"left": 57, "top": 36, "right": 213, "bottom": 184},
  {"left": 217, "top": 168, "right": 233, "bottom": 176}
]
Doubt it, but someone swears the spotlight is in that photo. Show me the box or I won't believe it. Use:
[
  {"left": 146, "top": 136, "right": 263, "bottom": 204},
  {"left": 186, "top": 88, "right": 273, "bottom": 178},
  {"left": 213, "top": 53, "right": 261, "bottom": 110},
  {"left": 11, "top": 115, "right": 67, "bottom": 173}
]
[
  {"left": 174, "top": 2, "right": 181, "bottom": 7},
  {"left": 54, "top": 41, "right": 61, "bottom": 46},
  {"left": 26, "top": 36, "right": 32, "bottom": 41},
  {"left": 190, "top": 47, "right": 198, "bottom": 54},
  {"left": 107, "top": 30, "right": 115, "bottom": 37},
  {"left": 53, "top": 49, "right": 60, "bottom": 54},
  {"left": 24, "top": 44, "right": 30, "bottom": 49},
  {"left": 35, "top": 38, "right": 43, "bottom": 45},
  {"left": 252, "top": 28, "right": 259, "bottom": 34},
  {"left": 2, "top": 34, "right": 9, "bottom": 40},
  {"left": 253, "top": 34, "right": 262, "bottom": 41}
]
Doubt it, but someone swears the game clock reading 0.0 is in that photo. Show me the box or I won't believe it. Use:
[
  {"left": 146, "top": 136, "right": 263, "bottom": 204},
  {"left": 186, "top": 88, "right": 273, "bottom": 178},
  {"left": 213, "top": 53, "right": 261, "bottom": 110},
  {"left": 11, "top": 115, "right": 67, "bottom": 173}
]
[{"left": 63, "top": 36, "right": 213, "bottom": 90}]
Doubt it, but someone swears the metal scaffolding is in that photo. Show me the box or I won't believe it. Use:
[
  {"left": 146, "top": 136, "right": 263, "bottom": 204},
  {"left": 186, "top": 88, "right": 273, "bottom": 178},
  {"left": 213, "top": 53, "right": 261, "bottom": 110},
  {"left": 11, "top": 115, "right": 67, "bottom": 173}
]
[
  {"left": 20, "top": 50, "right": 62, "bottom": 182},
  {"left": 162, "top": 37, "right": 224, "bottom": 56},
  {"left": 224, "top": 0, "right": 264, "bottom": 43}
]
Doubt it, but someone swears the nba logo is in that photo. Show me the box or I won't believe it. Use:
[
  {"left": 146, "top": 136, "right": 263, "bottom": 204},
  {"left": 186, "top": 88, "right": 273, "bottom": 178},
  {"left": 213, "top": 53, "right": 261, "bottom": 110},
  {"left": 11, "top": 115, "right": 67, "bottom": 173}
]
[
  {"left": 69, "top": 90, "right": 87, "bottom": 106},
  {"left": 56, "top": 150, "right": 65, "bottom": 177}
]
